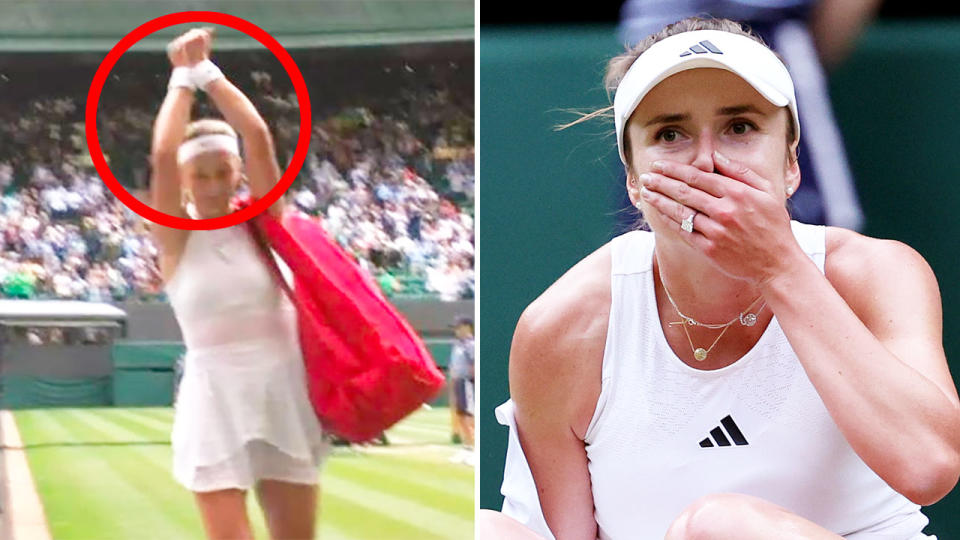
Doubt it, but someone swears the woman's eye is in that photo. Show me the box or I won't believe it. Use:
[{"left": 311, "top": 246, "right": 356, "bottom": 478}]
[
  {"left": 730, "top": 121, "right": 755, "bottom": 135},
  {"left": 658, "top": 129, "right": 681, "bottom": 142}
]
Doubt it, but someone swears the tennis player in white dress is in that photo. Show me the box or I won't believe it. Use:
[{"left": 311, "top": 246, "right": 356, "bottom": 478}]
[{"left": 149, "top": 29, "right": 328, "bottom": 540}]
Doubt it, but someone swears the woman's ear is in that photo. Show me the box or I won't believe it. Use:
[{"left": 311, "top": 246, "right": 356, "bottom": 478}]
[
  {"left": 785, "top": 141, "right": 800, "bottom": 199},
  {"left": 626, "top": 170, "right": 642, "bottom": 209}
]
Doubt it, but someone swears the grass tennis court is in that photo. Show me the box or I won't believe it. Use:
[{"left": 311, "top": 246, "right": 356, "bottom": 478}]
[{"left": 12, "top": 406, "right": 474, "bottom": 539}]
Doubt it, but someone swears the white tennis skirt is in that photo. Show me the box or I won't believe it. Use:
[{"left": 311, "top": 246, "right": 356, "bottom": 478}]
[
  {"left": 175, "top": 439, "right": 328, "bottom": 493},
  {"left": 171, "top": 339, "right": 330, "bottom": 493}
]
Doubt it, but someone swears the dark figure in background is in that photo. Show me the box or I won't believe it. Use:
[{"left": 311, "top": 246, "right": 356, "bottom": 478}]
[{"left": 448, "top": 315, "right": 475, "bottom": 465}]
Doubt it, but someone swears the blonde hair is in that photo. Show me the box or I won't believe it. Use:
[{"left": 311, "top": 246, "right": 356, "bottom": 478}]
[{"left": 184, "top": 118, "right": 238, "bottom": 142}]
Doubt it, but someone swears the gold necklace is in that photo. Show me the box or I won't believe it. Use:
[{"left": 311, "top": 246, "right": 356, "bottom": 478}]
[{"left": 657, "top": 264, "right": 765, "bottom": 362}]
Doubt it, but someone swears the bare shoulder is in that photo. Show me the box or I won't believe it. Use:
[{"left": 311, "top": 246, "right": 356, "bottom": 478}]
[
  {"left": 510, "top": 242, "right": 612, "bottom": 438},
  {"left": 825, "top": 227, "right": 937, "bottom": 289},
  {"left": 825, "top": 227, "right": 941, "bottom": 328}
]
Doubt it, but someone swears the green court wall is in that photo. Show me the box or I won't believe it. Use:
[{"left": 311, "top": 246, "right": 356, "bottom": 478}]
[
  {"left": 479, "top": 22, "right": 960, "bottom": 536},
  {"left": 2, "top": 375, "right": 112, "bottom": 408},
  {"left": 111, "top": 341, "right": 185, "bottom": 406},
  {"left": 4, "top": 338, "right": 456, "bottom": 409}
]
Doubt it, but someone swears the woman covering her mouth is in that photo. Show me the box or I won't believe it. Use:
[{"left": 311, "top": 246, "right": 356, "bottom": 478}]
[{"left": 480, "top": 16, "right": 959, "bottom": 540}]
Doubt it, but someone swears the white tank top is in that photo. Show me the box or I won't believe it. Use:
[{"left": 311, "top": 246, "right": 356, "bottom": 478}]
[
  {"left": 165, "top": 224, "right": 296, "bottom": 352},
  {"left": 497, "top": 221, "right": 932, "bottom": 539}
]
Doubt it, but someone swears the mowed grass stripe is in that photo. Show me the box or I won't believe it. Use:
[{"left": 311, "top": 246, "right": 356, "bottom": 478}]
[
  {"left": 319, "top": 487, "right": 463, "bottom": 540},
  {"left": 46, "top": 410, "right": 201, "bottom": 539},
  {"left": 17, "top": 411, "right": 197, "bottom": 539},
  {"left": 18, "top": 407, "right": 472, "bottom": 539},
  {"left": 132, "top": 407, "right": 177, "bottom": 423},
  {"left": 12, "top": 409, "right": 76, "bottom": 446},
  {"left": 23, "top": 447, "right": 140, "bottom": 539},
  {"left": 19, "top": 407, "right": 126, "bottom": 444},
  {"left": 13, "top": 410, "right": 88, "bottom": 536},
  {"left": 23, "top": 410, "right": 270, "bottom": 540},
  {"left": 391, "top": 416, "right": 452, "bottom": 430},
  {"left": 390, "top": 409, "right": 452, "bottom": 427},
  {"left": 100, "top": 407, "right": 174, "bottom": 436},
  {"left": 365, "top": 450, "right": 474, "bottom": 476},
  {"left": 80, "top": 409, "right": 170, "bottom": 443},
  {"left": 50, "top": 410, "right": 178, "bottom": 479},
  {"left": 321, "top": 472, "right": 472, "bottom": 538},
  {"left": 331, "top": 455, "right": 472, "bottom": 508},
  {"left": 388, "top": 422, "right": 451, "bottom": 436},
  {"left": 331, "top": 462, "right": 473, "bottom": 519},
  {"left": 61, "top": 408, "right": 162, "bottom": 444}
]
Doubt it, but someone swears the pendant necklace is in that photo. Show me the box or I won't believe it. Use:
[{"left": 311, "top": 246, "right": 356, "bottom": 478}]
[{"left": 657, "top": 264, "right": 765, "bottom": 362}]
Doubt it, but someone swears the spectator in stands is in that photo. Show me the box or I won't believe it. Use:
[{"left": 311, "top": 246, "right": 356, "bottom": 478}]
[{"left": 0, "top": 40, "right": 474, "bottom": 303}]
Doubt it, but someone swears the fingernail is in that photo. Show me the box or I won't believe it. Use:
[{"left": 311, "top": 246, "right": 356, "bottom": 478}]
[
  {"left": 640, "top": 186, "right": 653, "bottom": 200},
  {"left": 639, "top": 173, "right": 653, "bottom": 186},
  {"left": 713, "top": 151, "right": 729, "bottom": 165},
  {"left": 651, "top": 161, "right": 664, "bottom": 172}
]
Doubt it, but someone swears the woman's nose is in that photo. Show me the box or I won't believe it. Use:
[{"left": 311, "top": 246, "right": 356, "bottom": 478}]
[{"left": 690, "top": 131, "right": 716, "bottom": 173}]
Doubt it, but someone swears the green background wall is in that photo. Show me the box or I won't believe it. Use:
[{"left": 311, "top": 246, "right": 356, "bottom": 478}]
[
  {"left": 479, "top": 22, "right": 960, "bottom": 536},
  {"left": 4, "top": 338, "right": 456, "bottom": 409}
]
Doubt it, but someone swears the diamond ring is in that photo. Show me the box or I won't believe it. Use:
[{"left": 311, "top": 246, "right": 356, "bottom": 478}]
[{"left": 680, "top": 211, "right": 697, "bottom": 233}]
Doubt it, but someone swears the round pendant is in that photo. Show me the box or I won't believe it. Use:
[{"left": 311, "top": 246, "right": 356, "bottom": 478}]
[
  {"left": 741, "top": 313, "right": 757, "bottom": 327},
  {"left": 693, "top": 348, "right": 708, "bottom": 361}
]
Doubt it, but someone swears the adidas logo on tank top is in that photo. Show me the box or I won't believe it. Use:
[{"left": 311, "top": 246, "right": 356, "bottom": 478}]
[{"left": 698, "top": 415, "right": 749, "bottom": 448}]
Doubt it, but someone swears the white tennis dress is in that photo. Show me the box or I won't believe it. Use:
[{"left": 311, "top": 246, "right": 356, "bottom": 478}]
[
  {"left": 497, "top": 221, "right": 935, "bottom": 539},
  {"left": 166, "top": 221, "right": 329, "bottom": 492}
]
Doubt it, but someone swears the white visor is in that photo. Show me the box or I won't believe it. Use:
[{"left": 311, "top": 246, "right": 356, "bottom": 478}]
[
  {"left": 613, "top": 29, "right": 800, "bottom": 165},
  {"left": 177, "top": 134, "right": 241, "bottom": 165}
]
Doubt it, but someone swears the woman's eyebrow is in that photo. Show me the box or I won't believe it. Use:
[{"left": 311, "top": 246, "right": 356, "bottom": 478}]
[
  {"left": 643, "top": 113, "right": 689, "bottom": 128},
  {"left": 717, "top": 104, "right": 766, "bottom": 117}
]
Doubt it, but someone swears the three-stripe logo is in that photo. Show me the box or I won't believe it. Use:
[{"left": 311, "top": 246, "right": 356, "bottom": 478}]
[
  {"left": 679, "top": 40, "right": 724, "bottom": 57},
  {"left": 699, "top": 415, "right": 749, "bottom": 448}
]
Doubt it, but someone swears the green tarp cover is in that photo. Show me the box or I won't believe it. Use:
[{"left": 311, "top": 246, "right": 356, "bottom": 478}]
[
  {"left": 2, "top": 375, "right": 111, "bottom": 408},
  {"left": 112, "top": 341, "right": 185, "bottom": 369}
]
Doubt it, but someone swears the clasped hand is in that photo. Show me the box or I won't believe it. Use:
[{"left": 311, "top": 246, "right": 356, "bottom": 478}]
[{"left": 166, "top": 27, "right": 214, "bottom": 68}]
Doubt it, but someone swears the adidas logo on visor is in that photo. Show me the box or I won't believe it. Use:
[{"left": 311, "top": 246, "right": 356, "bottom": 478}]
[
  {"left": 679, "top": 40, "right": 723, "bottom": 57},
  {"left": 699, "top": 415, "right": 748, "bottom": 448}
]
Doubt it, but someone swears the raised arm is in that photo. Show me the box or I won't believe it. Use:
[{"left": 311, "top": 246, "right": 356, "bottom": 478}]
[
  {"left": 200, "top": 47, "right": 284, "bottom": 216},
  {"left": 149, "top": 32, "right": 200, "bottom": 278}
]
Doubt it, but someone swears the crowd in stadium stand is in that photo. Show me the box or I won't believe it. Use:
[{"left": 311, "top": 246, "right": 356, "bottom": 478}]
[{"left": 0, "top": 66, "right": 474, "bottom": 302}]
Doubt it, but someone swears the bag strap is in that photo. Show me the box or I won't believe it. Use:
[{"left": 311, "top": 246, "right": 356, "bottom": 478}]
[{"left": 245, "top": 218, "right": 298, "bottom": 308}]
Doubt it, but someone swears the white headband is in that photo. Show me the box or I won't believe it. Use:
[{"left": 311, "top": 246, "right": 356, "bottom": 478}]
[
  {"left": 177, "top": 134, "right": 240, "bottom": 165},
  {"left": 613, "top": 29, "right": 800, "bottom": 165}
]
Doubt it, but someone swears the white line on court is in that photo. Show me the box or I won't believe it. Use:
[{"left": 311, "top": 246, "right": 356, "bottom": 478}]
[{"left": 0, "top": 410, "right": 52, "bottom": 540}]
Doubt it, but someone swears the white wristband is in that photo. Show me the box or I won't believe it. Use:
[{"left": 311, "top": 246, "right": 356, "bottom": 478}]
[
  {"left": 168, "top": 67, "right": 195, "bottom": 92},
  {"left": 190, "top": 59, "right": 224, "bottom": 91}
]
